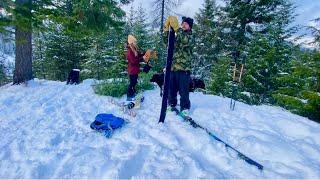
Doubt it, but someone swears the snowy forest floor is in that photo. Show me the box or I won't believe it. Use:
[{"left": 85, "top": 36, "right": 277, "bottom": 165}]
[{"left": 0, "top": 79, "right": 319, "bottom": 178}]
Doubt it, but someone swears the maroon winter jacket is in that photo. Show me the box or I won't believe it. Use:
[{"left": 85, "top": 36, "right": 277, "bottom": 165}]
[{"left": 126, "top": 47, "right": 145, "bottom": 75}]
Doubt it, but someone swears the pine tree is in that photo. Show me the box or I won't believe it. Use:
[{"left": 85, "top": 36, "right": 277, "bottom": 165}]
[
  {"left": 242, "top": 1, "right": 296, "bottom": 104},
  {"left": 133, "top": 5, "right": 151, "bottom": 51},
  {"left": 149, "top": 32, "right": 165, "bottom": 72},
  {"left": 33, "top": 31, "right": 46, "bottom": 79},
  {"left": 32, "top": 0, "right": 130, "bottom": 81},
  {"left": 193, "top": 0, "right": 222, "bottom": 80},
  {"left": 108, "top": 34, "right": 128, "bottom": 78},
  {"left": 209, "top": 56, "right": 232, "bottom": 96},
  {"left": 124, "top": 5, "right": 135, "bottom": 36},
  {"left": 2, "top": 0, "right": 131, "bottom": 83},
  {"left": 38, "top": 25, "right": 87, "bottom": 81},
  {"left": 70, "top": 0, "right": 127, "bottom": 34},
  {"left": 273, "top": 51, "right": 320, "bottom": 121},
  {"left": 81, "top": 28, "right": 125, "bottom": 80},
  {"left": 0, "top": 54, "right": 7, "bottom": 85},
  {"left": 0, "top": 32, "right": 12, "bottom": 85},
  {"left": 308, "top": 18, "right": 320, "bottom": 49},
  {"left": 1, "top": 0, "right": 60, "bottom": 84},
  {"left": 209, "top": 0, "right": 297, "bottom": 104},
  {"left": 220, "top": 0, "right": 295, "bottom": 53},
  {"left": 271, "top": 17, "right": 320, "bottom": 121},
  {"left": 123, "top": 5, "right": 160, "bottom": 73}
]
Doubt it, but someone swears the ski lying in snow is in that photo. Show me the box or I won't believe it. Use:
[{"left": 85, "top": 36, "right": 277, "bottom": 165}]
[
  {"left": 109, "top": 99, "right": 136, "bottom": 117},
  {"left": 125, "top": 95, "right": 145, "bottom": 109},
  {"left": 109, "top": 94, "right": 144, "bottom": 117},
  {"left": 169, "top": 107, "right": 263, "bottom": 171}
]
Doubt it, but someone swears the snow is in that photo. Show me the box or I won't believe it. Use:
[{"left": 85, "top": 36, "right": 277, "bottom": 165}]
[
  {"left": 279, "top": 72, "right": 289, "bottom": 75},
  {"left": 288, "top": 35, "right": 318, "bottom": 50},
  {"left": 241, "top": 91, "right": 251, "bottom": 97},
  {"left": 0, "top": 79, "right": 320, "bottom": 178}
]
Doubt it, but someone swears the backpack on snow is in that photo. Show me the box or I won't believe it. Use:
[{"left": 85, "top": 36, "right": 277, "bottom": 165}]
[{"left": 90, "top": 113, "right": 125, "bottom": 138}]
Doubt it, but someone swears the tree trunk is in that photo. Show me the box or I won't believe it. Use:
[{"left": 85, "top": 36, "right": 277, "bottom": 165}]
[
  {"left": 160, "top": 0, "right": 165, "bottom": 32},
  {"left": 13, "top": 0, "right": 33, "bottom": 84}
]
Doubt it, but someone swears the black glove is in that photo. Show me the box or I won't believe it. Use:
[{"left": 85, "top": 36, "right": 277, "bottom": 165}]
[{"left": 143, "top": 63, "right": 152, "bottom": 73}]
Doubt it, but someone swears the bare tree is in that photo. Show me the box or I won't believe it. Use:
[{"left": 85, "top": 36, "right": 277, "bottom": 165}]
[{"left": 151, "top": 0, "right": 183, "bottom": 32}]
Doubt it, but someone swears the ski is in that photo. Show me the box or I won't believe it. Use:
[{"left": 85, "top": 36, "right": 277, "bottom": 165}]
[
  {"left": 169, "top": 107, "right": 263, "bottom": 171},
  {"left": 159, "top": 26, "right": 175, "bottom": 123},
  {"left": 169, "top": 107, "right": 193, "bottom": 121},
  {"left": 109, "top": 94, "right": 144, "bottom": 117}
]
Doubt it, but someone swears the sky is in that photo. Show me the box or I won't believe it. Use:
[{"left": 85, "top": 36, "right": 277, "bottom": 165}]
[
  {"left": 123, "top": 0, "right": 320, "bottom": 27},
  {"left": 292, "top": 0, "right": 320, "bottom": 28},
  {"left": 122, "top": 0, "right": 320, "bottom": 45}
]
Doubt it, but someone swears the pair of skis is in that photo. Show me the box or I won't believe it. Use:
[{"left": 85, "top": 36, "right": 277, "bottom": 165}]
[
  {"left": 230, "top": 50, "right": 245, "bottom": 110},
  {"left": 158, "top": 26, "right": 263, "bottom": 171}
]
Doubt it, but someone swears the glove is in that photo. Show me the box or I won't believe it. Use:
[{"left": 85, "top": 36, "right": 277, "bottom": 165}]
[
  {"left": 143, "top": 63, "right": 152, "bottom": 73},
  {"left": 163, "top": 16, "right": 179, "bottom": 32},
  {"left": 143, "top": 49, "right": 158, "bottom": 62},
  {"left": 143, "top": 49, "right": 152, "bottom": 62}
]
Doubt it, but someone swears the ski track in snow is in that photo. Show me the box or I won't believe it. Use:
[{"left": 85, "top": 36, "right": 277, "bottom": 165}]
[{"left": 0, "top": 79, "right": 320, "bottom": 178}]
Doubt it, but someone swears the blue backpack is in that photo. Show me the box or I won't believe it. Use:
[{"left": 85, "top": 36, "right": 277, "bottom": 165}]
[{"left": 90, "top": 114, "right": 125, "bottom": 137}]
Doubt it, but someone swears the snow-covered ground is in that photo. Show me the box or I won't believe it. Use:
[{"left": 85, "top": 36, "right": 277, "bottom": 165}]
[{"left": 0, "top": 79, "right": 320, "bottom": 178}]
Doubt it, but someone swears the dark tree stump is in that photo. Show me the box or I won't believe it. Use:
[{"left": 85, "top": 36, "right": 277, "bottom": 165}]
[{"left": 67, "top": 69, "right": 80, "bottom": 85}]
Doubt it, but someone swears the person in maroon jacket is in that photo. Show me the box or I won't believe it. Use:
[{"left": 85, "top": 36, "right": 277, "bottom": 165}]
[{"left": 126, "top": 35, "right": 146, "bottom": 101}]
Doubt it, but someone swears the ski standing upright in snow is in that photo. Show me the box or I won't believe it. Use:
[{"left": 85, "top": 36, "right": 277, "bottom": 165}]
[
  {"left": 230, "top": 50, "right": 246, "bottom": 110},
  {"left": 159, "top": 26, "right": 175, "bottom": 123}
]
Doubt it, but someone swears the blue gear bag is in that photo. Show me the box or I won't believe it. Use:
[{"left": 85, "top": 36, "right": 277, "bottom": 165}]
[{"left": 90, "top": 113, "right": 125, "bottom": 131}]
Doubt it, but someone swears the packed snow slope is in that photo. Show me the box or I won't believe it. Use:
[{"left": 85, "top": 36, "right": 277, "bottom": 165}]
[{"left": 0, "top": 79, "right": 319, "bottom": 178}]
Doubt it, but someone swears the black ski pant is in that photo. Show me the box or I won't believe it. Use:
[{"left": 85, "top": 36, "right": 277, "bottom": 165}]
[
  {"left": 168, "top": 71, "right": 190, "bottom": 111},
  {"left": 127, "top": 74, "right": 138, "bottom": 98}
]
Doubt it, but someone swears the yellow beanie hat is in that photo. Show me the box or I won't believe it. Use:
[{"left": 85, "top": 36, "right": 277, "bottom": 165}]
[{"left": 128, "top": 35, "right": 137, "bottom": 45}]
